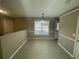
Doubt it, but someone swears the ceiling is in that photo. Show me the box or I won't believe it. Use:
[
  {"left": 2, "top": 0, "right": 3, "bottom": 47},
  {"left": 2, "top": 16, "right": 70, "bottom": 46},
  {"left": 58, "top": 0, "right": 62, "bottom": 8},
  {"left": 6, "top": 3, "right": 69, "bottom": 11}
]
[{"left": 0, "top": 0, "right": 79, "bottom": 17}]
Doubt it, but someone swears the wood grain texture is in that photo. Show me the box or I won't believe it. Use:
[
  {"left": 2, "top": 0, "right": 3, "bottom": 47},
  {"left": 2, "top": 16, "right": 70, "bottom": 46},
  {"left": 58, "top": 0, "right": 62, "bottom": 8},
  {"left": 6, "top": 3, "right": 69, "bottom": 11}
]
[
  {"left": 14, "top": 18, "right": 27, "bottom": 32},
  {"left": 0, "top": 18, "right": 3, "bottom": 35},
  {"left": 2, "top": 19, "right": 14, "bottom": 34}
]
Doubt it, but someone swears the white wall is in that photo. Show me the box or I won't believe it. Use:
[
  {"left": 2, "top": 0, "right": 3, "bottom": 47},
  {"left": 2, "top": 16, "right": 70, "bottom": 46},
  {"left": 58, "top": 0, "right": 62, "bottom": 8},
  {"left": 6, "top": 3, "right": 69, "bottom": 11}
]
[
  {"left": 0, "top": 30, "right": 27, "bottom": 59},
  {"left": 58, "top": 9, "right": 79, "bottom": 57}
]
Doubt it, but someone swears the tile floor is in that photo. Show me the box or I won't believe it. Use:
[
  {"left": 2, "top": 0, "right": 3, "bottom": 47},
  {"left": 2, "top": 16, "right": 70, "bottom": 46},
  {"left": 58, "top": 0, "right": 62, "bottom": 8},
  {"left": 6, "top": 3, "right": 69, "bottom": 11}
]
[{"left": 13, "top": 39, "right": 73, "bottom": 59}]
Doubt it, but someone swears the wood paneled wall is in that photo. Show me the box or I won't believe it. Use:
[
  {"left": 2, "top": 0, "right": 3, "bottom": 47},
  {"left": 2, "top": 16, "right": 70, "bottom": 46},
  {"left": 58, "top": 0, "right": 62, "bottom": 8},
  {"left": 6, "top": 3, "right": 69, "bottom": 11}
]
[
  {"left": 26, "top": 19, "right": 34, "bottom": 31},
  {"left": 0, "top": 16, "right": 27, "bottom": 59},
  {"left": 0, "top": 16, "right": 27, "bottom": 35},
  {"left": 0, "top": 19, "right": 3, "bottom": 35},
  {"left": 14, "top": 18, "right": 27, "bottom": 32},
  {"left": 0, "top": 16, "right": 14, "bottom": 35},
  {"left": 2, "top": 19, "right": 14, "bottom": 34}
]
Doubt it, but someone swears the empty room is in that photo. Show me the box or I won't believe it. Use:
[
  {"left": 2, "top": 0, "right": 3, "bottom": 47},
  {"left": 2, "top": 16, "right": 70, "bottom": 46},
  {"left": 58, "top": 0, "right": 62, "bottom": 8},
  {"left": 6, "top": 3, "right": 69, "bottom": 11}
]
[{"left": 0, "top": 0, "right": 79, "bottom": 59}]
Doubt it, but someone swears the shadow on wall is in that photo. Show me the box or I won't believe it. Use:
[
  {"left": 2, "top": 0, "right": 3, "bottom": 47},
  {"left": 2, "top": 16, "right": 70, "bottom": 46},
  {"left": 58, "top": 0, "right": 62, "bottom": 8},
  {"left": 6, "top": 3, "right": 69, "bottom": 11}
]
[{"left": 0, "top": 0, "right": 27, "bottom": 16}]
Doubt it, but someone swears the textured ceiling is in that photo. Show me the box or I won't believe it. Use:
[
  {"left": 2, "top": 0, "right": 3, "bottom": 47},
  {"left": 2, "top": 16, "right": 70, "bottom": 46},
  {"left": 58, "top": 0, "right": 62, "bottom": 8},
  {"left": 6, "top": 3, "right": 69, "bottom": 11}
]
[{"left": 0, "top": 0, "right": 79, "bottom": 17}]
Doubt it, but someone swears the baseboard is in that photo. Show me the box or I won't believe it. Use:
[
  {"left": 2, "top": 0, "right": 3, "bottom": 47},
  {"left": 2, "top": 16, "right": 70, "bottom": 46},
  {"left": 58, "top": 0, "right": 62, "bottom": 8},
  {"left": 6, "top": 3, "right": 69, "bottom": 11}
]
[
  {"left": 57, "top": 42, "right": 74, "bottom": 58},
  {"left": 9, "top": 40, "right": 28, "bottom": 59},
  {"left": 28, "top": 38, "right": 57, "bottom": 40}
]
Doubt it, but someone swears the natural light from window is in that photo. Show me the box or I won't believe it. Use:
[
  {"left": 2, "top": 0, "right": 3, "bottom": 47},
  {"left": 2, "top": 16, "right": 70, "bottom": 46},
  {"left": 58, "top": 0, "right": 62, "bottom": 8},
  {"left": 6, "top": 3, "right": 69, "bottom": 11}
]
[{"left": 34, "top": 20, "right": 49, "bottom": 35}]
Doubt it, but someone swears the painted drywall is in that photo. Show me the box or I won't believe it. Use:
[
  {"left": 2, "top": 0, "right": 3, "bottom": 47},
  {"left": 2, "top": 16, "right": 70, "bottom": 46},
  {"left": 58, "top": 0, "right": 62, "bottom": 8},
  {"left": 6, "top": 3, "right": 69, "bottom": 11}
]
[
  {"left": 58, "top": 10, "right": 79, "bottom": 56},
  {"left": 0, "top": 30, "right": 27, "bottom": 59},
  {"left": 59, "top": 11, "right": 78, "bottom": 39}
]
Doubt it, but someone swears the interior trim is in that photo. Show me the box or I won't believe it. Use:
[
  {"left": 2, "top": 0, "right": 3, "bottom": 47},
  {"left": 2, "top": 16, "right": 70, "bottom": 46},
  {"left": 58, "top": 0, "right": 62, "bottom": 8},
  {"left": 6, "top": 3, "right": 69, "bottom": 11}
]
[
  {"left": 59, "top": 33, "right": 75, "bottom": 42},
  {"left": 60, "top": 8, "right": 79, "bottom": 17},
  {"left": 57, "top": 42, "right": 74, "bottom": 58},
  {"left": 28, "top": 38, "right": 56, "bottom": 40},
  {"left": 73, "top": 12, "right": 79, "bottom": 58},
  {"left": 9, "top": 40, "right": 28, "bottom": 59},
  {"left": 28, "top": 31, "right": 57, "bottom": 32}
]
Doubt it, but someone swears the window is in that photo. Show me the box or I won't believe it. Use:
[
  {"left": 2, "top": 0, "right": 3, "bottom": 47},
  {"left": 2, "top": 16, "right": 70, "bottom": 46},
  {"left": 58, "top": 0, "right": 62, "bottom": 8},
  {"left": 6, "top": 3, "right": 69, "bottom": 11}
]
[{"left": 34, "top": 20, "right": 49, "bottom": 35}]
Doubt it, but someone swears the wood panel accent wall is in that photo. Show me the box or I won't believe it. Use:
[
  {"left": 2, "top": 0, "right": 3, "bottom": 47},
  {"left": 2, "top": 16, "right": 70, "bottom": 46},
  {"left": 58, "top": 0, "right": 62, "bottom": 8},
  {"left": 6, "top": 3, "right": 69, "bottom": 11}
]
[
  {"left": 0, "top": 16, "right": 14, "bottom": 35},
  {"left": 26, "top": 19, "right": 34, "bottom": 31},
  {"left": 14, "top": 18, "right": 27, "bottom": 32},
  {"left": 2, "top": 19, "right": 14, "bottom": 34},
  {"left": 0, "top": 18, "right": 3, "bottom": 35},
  {"left": 0, "top": 16, "right": 27, "bottom": 35},
  {"left": 0, "top": 15, "right": 13, "bottom": 35}
]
